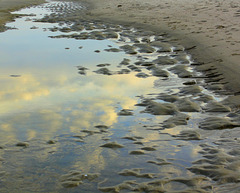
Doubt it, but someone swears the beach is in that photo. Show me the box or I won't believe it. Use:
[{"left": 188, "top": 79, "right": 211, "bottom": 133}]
[
  {"left": 0, "top": 0, "right": 45, "bottom": 31},
  {"left": 0, "top": 0, "right": 240, "bottom": 192},
  {"left": 77, "top": 0, "right": 240, "bottom": 108},
  {"left": 1, "top": 0, "right": 239, "bottom": 103}
]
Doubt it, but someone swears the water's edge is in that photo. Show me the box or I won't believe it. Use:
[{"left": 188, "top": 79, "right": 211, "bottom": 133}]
[{"left": 0, "top": 1, "right": 240, "bottom": 192}]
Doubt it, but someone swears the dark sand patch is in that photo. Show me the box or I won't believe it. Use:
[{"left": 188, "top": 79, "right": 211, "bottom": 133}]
[
  {"left": 162, "top": 113, "right": 190, "bottom": 129},
  {"left": 172, "top": 130, "right": 201, "bottom": 140},
  {"left": 151, "top": 66, "right": 169, "bottom": 77},
  {"left": 94, "top": 67, "right": 113, "bottom": 75},
  {"left": 118, "top": 109, "right": 134, "bottom": 116},
  {"left": 175, "top": 98, "right": 201, "bottom": 112},
  {"left": 199, "top": 117, "right": 240, "bottom": 130},
  {"left": 16, "top": 142, "right": 29, "bottom": 147},
  {"left": 100, "top": 142, "right": 124, "bottom": 149},
  {"left": 157, "top": 94, "right": 179, "bottom": 103},
  {"left": 180, "top": 85, "right": 203, "bottom": 95},
  {"left": 153, "top": 56, "right": 177, "bottom": 65},
  {"left": 190, "top": 147, "right": 240, "bottom": 183},
  {"left": 119, "top": 168, "right": 155, "bottom": 178},
  {"left": 129, "top": 150, "right": 145, "bottom": 155},
  {"left": 60, "top": 170, "right": 99, "bottom": 188},
  {"left": 169, "top": 64, "right": 193, "bottom": 78},
  {"left": 141, "top": 147, "right": 156, "bottom": 151},
  {"left": 203, "top": 101, "right": 231, "bottom": 112},
  {"left": 142, "top": 100, "right": 179, "bottom": 115},
  {"left": 147, "top": 158, "right": 171, "bottom": 166}
]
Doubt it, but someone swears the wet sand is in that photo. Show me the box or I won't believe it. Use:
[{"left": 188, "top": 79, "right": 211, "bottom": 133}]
[
  {"left": 0, "top": 0, "right": 45, "bottom": 31},
  {"left": 1, "top": 1, "right": 239, "bottom": 107},
  {"left": 76, "top": 0, "right": 240, "bottom": 108},
  {"left": 0, "top": 0, "right": 240, "bottom": 192}
]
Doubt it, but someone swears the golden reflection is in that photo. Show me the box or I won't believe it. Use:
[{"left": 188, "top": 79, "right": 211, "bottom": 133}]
[
  {"left": 0, "top": 71, "right": 157, "bottom": 143},
  {"left": 99, "top": 107, "right": 117, "bottom": 126},
  {"left": 190, "top": 145, "right": 202, "bottom": 158},
  {"left": 1, "top": 124, "right": 13, "bottom": 132},
  {"left": 22, "top": 89, "right": 50, "bottom": 101},
  {"left": 0, "top": 74, "right": 50, "bottom": 102},
  {"left": 70, "top": 111, "right": 93, "bottom": 131},
  {"left": 0, "top": 70, "right": 159, "bottom": 183},
  {"left": 27, "top": 130, "right": 37, "bottom": 140},
  {"left": 0, "top": 123, "right": 17, "bottom": 143},
  {"left": 156, "top": 165, "right": 185, "bottom": 177},
  {"left": 72, "top": 134, "right": 122, "bottom": 173},
  {"left": 72, "top": 147, "right": 107, "bottom": 173}
]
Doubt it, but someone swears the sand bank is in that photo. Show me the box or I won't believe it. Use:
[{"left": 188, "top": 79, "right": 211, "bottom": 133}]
[
  {"left": 76, "top": 0, "right": 240, "bottom": 107},
  {"left": 0, "top": 0, "right": 45, "bottom": 30}
]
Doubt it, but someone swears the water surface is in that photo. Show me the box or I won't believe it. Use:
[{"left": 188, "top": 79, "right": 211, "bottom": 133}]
[{"left": 0, "top": 1, "right": 239, "bottom": 192}]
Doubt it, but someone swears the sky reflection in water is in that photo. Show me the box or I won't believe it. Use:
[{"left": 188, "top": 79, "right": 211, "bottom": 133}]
[{"left": 0, "top": 3, "right": 203, "bottom": 192}]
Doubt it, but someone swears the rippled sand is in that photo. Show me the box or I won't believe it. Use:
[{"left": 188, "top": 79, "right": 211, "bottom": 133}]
[{"left": 0, "top": 1, "right": 240, "bottom": 192}]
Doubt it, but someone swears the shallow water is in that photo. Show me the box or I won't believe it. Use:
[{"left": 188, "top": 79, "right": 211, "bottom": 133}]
[{"left": 0, "top": 1, "right": 240, "bottom": 192}]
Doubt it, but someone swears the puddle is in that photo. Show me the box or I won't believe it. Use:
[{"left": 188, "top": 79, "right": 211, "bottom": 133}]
[{"left": 0, "top": 0, "right": 240, "bottom": 192}]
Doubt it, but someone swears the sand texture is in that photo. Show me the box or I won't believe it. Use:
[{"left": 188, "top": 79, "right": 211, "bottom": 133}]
[
  {"left": 0, "top": 1, "right": 240, "bottom": 191},
  {"left": 0, "top": 0, "right": 45, "bottom": 30},
  {"left": 0, "top": 0, "right": 239, "bottom": 106},
  {"left": 77, "top": 0, "right": 240, "bottom": 107}
]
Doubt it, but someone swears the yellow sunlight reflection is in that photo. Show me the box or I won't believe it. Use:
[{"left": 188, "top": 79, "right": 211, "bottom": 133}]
[{"left": 0, "top": 71, "right": 157, "bottom": 143}]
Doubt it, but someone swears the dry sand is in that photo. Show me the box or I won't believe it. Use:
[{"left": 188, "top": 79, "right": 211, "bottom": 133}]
[
  {"left": 0, "top": 0, "right": 45, "bottom": 30},
  {"left": 77, "top": 0, "right": 240, "bottom": 107}
]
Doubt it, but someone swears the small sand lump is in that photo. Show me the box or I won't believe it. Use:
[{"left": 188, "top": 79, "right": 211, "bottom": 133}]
[{"left": 100, "top": 142, "right": 124, "bottom": 148}]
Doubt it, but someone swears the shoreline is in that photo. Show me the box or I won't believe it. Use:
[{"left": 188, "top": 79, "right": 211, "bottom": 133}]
[
  {"left": 0, "top": 0, "right": 239, "bottom": 108},
  {"left": 0, "top": 1, "right": 240, "bottom": 191},
  {"left": 76, "top": 0, "right": 240, "bottom": 109},
  {"left": 0, "top": 0, "right": 45, "bottom": 31}
]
